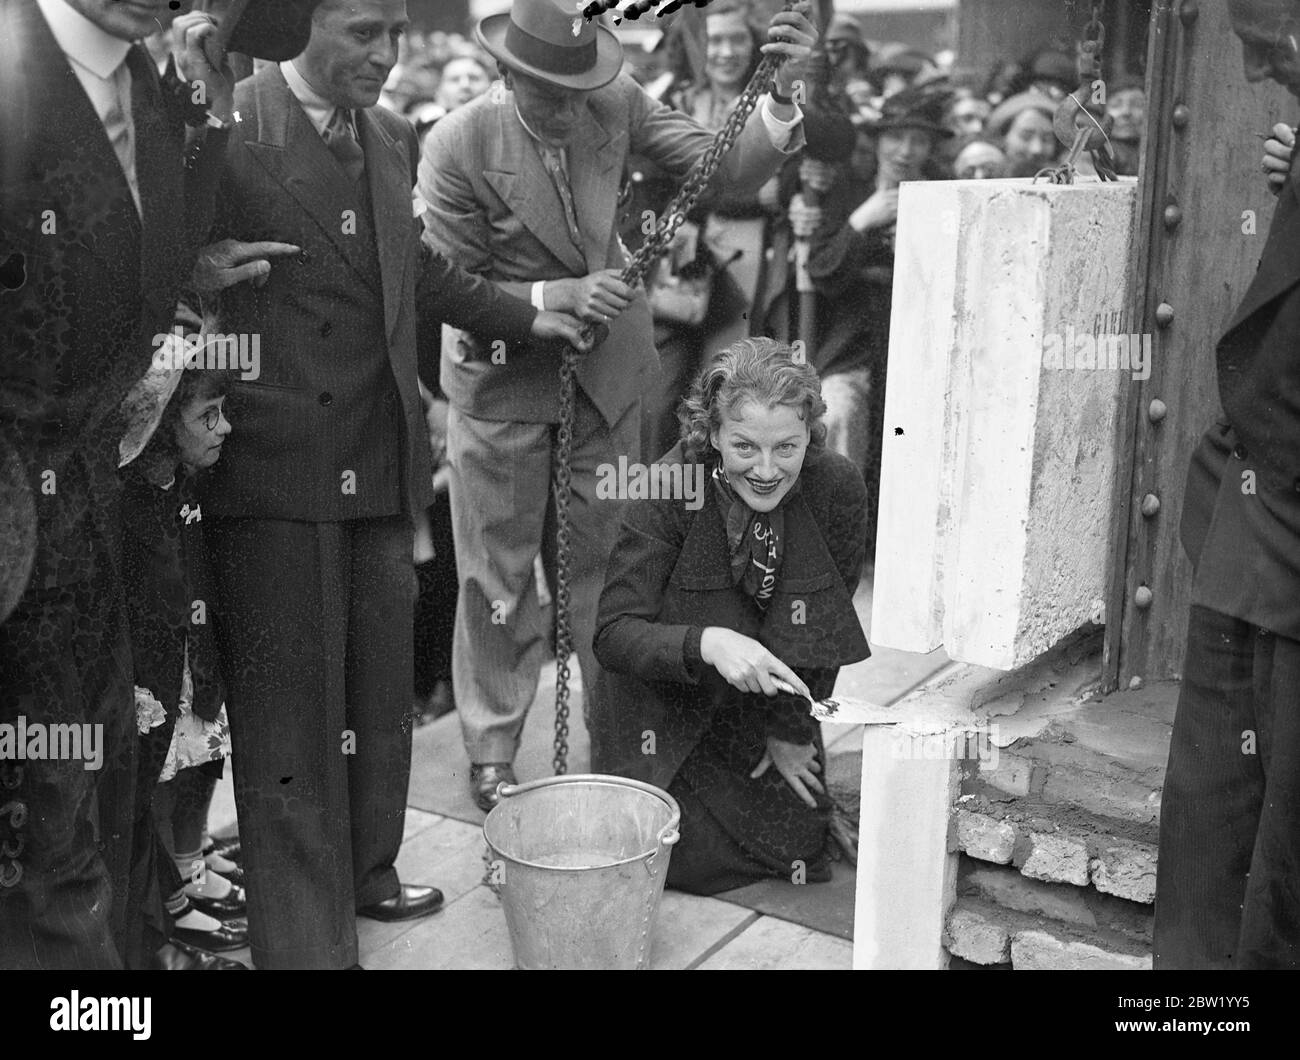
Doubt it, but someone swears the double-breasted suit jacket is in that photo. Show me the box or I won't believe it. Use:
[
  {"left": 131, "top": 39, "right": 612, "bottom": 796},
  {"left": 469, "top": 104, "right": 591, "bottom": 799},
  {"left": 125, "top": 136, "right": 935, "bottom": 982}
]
[
  {"left": 196, "top": 64, "right": 541, "bottom": 969},
  {"left": 418, "top": 74, "right": 803, "bottom": 428},
  {"left": 591, "top": 444, "right": 871, "bottom": 789},
  {"left": 0, "top": 0, "right": 225, "bottom": 967},
  {"left": 202, "top": 63, "right": 538, "bottom": 521}
]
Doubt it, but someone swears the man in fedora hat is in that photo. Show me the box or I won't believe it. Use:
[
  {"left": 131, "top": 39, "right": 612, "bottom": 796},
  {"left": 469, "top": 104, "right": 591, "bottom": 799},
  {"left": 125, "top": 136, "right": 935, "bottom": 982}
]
[
  {"left": 419, "top": 0, "right": 818, "bottom": 812},
  {"left": 196, "top": 0, "right": 587, "bottom": 970},
  {"left": 0, "top": 0, "right": 269, "bottom": 969}
]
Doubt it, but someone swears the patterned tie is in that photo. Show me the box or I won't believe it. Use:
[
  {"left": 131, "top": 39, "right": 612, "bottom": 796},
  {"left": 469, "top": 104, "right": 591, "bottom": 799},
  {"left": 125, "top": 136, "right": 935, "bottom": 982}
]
[
  {"left": 539, "top": 145, "right": 584, "bottom": 255},
  {"left": 323, "top": 107, "right": 365, "bottom": 187}
]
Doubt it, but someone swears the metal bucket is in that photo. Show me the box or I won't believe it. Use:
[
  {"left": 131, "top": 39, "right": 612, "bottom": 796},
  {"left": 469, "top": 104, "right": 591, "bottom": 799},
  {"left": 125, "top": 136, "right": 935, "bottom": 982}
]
[{"left": 483, "top": 773, "right": 680, "bottom": 970}]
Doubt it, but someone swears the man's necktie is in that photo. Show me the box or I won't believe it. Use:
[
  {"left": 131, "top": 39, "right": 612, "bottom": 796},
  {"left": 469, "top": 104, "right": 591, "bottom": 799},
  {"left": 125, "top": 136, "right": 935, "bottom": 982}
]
[
  {"left": 323, "top": 107, "right": 366, "bottom": 187},
  {"left": 104, "top": 45, "right": 157, "bottom": 215},
  {"left": 539, "top": 146, "right": 584, "bottom": 255},
  {"left": 126, "top": 45, "right": 167, "bottom": 226}
]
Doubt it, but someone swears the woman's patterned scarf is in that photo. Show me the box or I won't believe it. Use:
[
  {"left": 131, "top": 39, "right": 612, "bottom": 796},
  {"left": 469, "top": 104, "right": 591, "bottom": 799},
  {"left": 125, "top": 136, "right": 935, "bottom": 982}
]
[{"left": 711, "top": 465, "right": 802, "bottom": 610}]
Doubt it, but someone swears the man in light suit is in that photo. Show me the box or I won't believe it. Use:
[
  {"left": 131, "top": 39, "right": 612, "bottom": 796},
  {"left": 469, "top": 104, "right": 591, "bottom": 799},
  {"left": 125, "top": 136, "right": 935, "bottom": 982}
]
[
  {"left": 0, "top": 0, "right": 241, "bottom": 970},
  {"left": 200, "top": 0, "right": 585, "bottom": 969},
  {"left": 419, "top": 0, "right": 817, "bottom": 810},
  {"left": 1154, "top": 0, "right": 1300, "bottom": 969}
]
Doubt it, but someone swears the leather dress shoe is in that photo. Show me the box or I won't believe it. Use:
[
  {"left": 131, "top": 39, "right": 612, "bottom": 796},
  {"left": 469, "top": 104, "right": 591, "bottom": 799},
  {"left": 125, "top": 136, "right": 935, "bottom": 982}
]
[
  {"left": 470, "top": 762, "right": 516, "bottom": 813},
  {"left": 186, "top": 881, "right": 247, "bottom": 919},
  {"left": 357, "top": 884, "right": 444, "bottom": 922},
  {"left": 172, "top": 911, "right": 248, "bottom": 952},
  {"left": 157, "top": 938, "right": 247, "bottom": 968}
]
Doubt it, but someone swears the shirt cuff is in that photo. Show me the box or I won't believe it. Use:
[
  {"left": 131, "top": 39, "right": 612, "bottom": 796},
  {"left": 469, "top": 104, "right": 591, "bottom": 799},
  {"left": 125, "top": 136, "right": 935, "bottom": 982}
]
[
  {"left": 531, "top": 281, "right": 547, "bottom": 311},
  {"left": 761, "top": 95, "right": 804, "bottom": 151}
]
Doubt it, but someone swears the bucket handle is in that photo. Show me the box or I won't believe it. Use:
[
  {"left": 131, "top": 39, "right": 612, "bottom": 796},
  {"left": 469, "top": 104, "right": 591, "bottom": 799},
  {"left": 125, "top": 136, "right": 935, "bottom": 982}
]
[{"left": 645, "top": 821, "right": 680, "bottom": 876}]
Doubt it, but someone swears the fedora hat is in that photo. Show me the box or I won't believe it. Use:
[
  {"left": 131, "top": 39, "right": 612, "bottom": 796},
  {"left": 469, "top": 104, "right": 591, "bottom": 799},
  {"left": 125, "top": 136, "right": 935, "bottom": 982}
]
[
  {"left": 225, "top": 0, "right": 323, "bottom": 62},
  {"left": 477, "top": 0, "right": 623, "bottom": 91}
]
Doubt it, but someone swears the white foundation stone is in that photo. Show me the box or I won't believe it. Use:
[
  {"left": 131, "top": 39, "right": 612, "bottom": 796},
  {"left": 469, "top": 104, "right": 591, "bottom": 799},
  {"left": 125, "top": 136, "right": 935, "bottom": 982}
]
[{"left": 872, "top": 179, "right": 1137, "bottom": 670}]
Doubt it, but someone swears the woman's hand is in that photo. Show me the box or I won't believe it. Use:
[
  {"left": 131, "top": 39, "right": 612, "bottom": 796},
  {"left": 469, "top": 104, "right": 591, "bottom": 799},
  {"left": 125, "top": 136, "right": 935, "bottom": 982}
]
[
  {"left": 1263, "top": 122, "right": 1294, "bottom": 195},
  {"left": 751, "top": 736, "right": 824, "bottom": 808},
  {"left": 699, "top": 627, "right": 810, "bottom": 698},
  {"left": 849, "top": 188, "right": 899, "bottom": 233}
]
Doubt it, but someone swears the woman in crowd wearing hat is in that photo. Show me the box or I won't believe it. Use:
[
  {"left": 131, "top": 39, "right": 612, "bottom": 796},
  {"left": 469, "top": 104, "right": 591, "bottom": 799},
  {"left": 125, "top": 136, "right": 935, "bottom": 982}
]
[
  {"left": 591, "top": 339, "right": 868, "bottom": 894},
  {"left": 986, "top": 90, "right": 1060, "bottom": 177},
  {"left": 1019, "top": 47, "right": 1077, "bottom": 101},
  {"left": 868, "top": 42, "right": 939, "bottom": 103},
  {"left": 803, "top": 87, "right": 951, "bottom": 556}
]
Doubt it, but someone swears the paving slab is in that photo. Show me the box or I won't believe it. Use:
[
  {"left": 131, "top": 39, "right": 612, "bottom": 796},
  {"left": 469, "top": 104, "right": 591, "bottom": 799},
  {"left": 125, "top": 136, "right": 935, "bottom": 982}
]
[
  {"left": 366, "top": 886, "right": 515, "bottom": 971},
  {"left": 698, "top": 915, "right": 853, "bottom": 970},
  {"left": 406, "top": 659, "right": 591, "bottom": 824},
  {"left": 651, "top": 891, "right": 756, "bottom": 969},
  {"left": 358, "top": 817, "right": 494, "bottom": 959}
]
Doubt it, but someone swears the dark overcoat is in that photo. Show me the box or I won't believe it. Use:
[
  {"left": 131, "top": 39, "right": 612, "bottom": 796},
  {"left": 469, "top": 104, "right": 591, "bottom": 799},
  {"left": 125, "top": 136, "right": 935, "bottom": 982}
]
[{"left": 0, "top": 0, "right": 224, "bottom": 966}]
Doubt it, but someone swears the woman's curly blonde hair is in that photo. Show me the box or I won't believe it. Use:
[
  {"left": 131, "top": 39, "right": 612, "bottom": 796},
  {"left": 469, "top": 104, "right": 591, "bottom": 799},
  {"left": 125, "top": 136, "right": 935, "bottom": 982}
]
[{"left": 679, "top": 337, "right": 827, "bottom": 464}]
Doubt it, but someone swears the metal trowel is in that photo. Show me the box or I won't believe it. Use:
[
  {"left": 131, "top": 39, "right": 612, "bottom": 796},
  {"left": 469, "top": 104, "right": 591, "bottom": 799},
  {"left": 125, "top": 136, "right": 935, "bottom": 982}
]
[{"left": 773, "top": 679, "right": 895, "bottom": 726}]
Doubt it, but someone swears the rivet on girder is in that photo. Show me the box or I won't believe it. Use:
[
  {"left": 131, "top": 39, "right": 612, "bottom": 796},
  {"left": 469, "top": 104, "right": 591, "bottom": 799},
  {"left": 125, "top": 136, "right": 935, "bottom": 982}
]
[
  {"left": 1135, "top": 586, "right": 1154, "bottom": 609},
  {"left": 1141, "top": 494, "right": 1161, "bottom": 518},
  {"left": 1155, "top": 302, "right": 1174, "bottom": 328},
  {"left": 1148, "top": 399, "right": 1168, "bottom": 423}
]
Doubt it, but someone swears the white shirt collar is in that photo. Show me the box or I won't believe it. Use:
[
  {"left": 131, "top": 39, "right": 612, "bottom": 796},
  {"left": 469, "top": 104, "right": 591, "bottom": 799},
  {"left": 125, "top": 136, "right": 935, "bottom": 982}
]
[
  {"left": 36, "top": 0, "right": 131, "bottom": 80},
  {"left": 281, "top": 59, "right": 352, "bottom": 137}
]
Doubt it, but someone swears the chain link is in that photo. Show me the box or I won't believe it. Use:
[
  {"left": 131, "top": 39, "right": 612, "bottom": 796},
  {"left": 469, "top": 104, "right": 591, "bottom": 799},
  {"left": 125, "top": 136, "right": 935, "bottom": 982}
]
[
  {"left": 551, "top": 12, "right": 790, "bottom": 775},
  {"left": 1079, "top": 0, "right": 1106, "bottom": 82}
]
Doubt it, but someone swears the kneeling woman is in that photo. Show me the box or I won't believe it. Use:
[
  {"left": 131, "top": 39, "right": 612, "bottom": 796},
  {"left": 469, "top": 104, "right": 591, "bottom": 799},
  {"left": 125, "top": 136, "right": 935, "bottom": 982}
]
[{"left": 591, "top": 338, "right": 870, "bottom": 895}]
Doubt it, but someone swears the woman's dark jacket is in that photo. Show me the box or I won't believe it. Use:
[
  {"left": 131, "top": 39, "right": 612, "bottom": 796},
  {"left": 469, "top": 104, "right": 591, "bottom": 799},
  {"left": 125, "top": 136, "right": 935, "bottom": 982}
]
[{"left": 591, "top": 443, "right": 871, "bottom": 788}]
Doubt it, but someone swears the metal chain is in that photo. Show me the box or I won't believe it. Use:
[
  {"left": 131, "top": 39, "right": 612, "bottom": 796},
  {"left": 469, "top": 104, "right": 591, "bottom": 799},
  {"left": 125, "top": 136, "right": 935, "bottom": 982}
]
[
  {"left": 551, "top": 13, "right": 790, "bottom": 775},
  {"left": 1079, "top": 0, "right": 1106, "bottom": 83}
]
